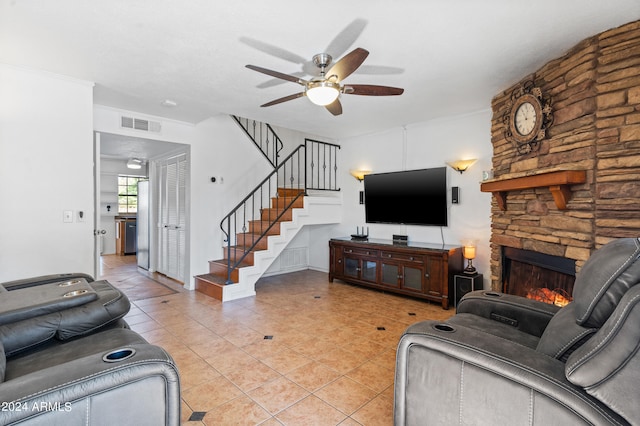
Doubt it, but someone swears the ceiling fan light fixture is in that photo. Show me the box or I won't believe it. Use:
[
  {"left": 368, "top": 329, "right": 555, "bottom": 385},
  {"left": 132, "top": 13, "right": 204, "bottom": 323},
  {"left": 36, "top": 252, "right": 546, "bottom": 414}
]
[
  {"left": 161, "top": 99, "right": 178, "bottom": 107},
  {"left": 126, "top": 158, "right": 143, "bottom": 169},
  {"left": 306, "top": 81, "right": 340, "bottom": 106}
]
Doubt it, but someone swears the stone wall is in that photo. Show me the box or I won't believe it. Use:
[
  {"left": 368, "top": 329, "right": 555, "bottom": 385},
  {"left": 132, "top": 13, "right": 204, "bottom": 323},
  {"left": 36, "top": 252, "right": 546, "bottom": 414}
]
[{"left": 488, "top": 20, "right": 640, "bottom": 290}]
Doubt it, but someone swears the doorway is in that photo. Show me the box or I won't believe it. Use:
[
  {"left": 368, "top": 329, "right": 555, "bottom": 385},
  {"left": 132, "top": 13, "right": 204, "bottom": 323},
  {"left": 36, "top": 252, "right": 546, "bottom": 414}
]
[{"left": 94, "top": 131, "right": 190, "bottom": 284}]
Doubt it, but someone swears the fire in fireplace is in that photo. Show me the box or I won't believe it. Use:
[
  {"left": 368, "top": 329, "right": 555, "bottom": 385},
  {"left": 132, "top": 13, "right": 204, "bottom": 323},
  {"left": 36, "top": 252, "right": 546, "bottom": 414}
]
[{"left": 502, "top": 247, "right": 576, "bottom": 307}]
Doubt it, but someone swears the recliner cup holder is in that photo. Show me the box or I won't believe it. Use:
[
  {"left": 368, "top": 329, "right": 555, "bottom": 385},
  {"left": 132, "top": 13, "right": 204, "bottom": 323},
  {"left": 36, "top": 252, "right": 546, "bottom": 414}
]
[
  {"left": 433, "top": 324, "right": 455, "bottom": 332},
  {"left": 58, "top": 279, "right": 82, "bottom": 287},
  {"left": 63, "top": 289, "right": 89, "bottom": 297},
  {"left": 103, "top": 348, "right": 136, "bottom": 363}
]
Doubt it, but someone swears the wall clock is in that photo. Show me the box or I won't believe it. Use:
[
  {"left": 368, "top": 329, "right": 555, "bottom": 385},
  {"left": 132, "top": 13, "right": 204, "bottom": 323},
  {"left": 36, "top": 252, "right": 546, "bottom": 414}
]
[{"left": 503, "top": 80, "right": 553, "bottom": 155}]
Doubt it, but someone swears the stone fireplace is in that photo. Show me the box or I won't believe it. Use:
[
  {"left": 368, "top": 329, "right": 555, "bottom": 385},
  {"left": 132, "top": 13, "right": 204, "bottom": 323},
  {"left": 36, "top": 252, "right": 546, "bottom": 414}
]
[{"left": 485, "top": 20, "right": 640, "bottom": 292}]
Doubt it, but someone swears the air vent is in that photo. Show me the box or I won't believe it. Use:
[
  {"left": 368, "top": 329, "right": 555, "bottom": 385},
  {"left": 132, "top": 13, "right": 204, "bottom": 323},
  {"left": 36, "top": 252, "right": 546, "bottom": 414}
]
[
  {"left": 279, "top": 247, "right": 308, "bottom": 271},
  {"left": 120, "top": 116, "right": 161, "bottom": 133}
]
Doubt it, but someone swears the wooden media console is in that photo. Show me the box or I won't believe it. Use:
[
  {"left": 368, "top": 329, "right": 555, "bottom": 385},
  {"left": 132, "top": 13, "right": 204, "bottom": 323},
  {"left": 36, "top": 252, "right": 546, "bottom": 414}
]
[{"left": 329, "top": 237, "right": 463, "bottom": 309}]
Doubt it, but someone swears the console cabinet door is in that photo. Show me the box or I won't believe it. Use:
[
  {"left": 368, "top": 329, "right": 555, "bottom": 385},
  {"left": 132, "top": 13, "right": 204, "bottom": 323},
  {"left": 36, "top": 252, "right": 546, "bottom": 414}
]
[
  {"left": 381, "top": 263, "right": 400, "bottom": 287},
  {"left": 340, "top": 246, "right": 378, "bottom": 283},
  {"left": 424, "top": 255, "right": 445, "bottom": 297},
  {"left": 344, "top": 256, "right": 359, "bottom": 279},
  {"left": 330, "top": 242, "right": 379, "bottom": 283},
  {"left": 361, "top": 259, "right": 378, "bottom": 282},
  {"left": 331, "top": 244, "right": 345, "bottom": 279},
  {"left": 381, "top": 251, "right": 426, "bottom": 293},
  {"left": 344, "top": 255, "right": 378, "bottom": 283},
  {"left": 381, "top": 262, "right": 425, "bottom": 292},
  {"left": 402, "top": 265, "right": 424, "bottom": 292}
]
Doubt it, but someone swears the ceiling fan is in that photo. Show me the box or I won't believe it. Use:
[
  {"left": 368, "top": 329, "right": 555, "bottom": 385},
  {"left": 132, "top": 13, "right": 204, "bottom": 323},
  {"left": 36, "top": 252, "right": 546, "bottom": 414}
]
[{"left": 246, "top": 48, "right": 404, "bottom": 116}]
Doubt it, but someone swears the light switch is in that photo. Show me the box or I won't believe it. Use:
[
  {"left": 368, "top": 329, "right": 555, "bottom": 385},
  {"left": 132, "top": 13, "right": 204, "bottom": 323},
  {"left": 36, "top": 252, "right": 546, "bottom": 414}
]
[{"left": 63, "top": 210, "right": 73, "bottom": 223}]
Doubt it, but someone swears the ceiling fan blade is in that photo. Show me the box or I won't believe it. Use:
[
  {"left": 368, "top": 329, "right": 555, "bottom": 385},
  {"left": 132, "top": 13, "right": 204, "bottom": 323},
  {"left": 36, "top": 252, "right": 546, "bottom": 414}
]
[
  {"left": 352, "top": 65, "right": 404, "bottom": 75},
  {"left": 324, "top": 19, "right": 368, "bottom": 59},
  {"left": 325, "top": 48, "right": 369, "bottom": 82},
  {"left": 325, "top": 99, "right": 343, "bottom": 116},
  {"left": 257, "top": 71, "right": 308, "bottom": 89},
  {"left": 261, "top": 92, "right": 305, "bottom": 107},
  {"left": 239, "top": 37, "right": 307, "bottom": 65},
  {"left": 343, "top": 84, "right": 404, "bottom": 96},
  {"left": 246, "top": 65, "right": 307, "bottom": 85}
]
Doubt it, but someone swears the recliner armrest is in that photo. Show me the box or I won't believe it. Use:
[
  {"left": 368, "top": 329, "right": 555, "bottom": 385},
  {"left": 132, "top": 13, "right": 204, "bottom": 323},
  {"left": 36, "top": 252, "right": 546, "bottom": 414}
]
[
  {"left": 395, "top": 320, "right": 624, "bottom": 425},
  {"left": 0, "top": 328, "right": 180, "bottom": 425},
  {"left": 0, "top": 280, "right": 98, "bottom": 325},
  {"left": 1, "top": 273, "right": 94, "bottom": 290},
  {"left": 456, "top": 290, "right": 561, "bottom": 337},
  {"left": 0, "top": 280, "right": 130, "bottom": 357}
]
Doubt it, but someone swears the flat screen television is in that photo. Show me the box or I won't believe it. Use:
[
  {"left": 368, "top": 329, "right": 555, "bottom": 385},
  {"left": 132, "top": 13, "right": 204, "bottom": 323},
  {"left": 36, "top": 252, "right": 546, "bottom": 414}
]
[{"left": 363, "top": 167, "right": 448, "bottom": 226}]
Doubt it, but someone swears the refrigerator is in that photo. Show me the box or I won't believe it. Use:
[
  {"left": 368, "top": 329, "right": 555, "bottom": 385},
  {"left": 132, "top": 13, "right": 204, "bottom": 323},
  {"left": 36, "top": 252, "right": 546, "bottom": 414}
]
[
  {"left": 124, "top": 221, "right": 137, "bottom": 254},
  {"left": 137, "top": 180, "right": 150, "bottom": 270}
]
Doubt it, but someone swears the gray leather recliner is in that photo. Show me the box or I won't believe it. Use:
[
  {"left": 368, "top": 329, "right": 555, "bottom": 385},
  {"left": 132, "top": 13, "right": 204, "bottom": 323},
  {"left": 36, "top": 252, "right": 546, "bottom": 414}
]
[
  {"left": 395, "top": 238, "right": 640, "bottom": 425},
  {"left": 0, "top": 273, "right": 180, "bottom": 425}
]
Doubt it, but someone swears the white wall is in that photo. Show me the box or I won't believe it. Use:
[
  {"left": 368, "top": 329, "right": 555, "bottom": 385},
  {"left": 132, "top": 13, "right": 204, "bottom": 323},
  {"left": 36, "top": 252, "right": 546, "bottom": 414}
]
[
  {"left": 94, "top": 105, "right": 196, "bottom": 146},
  {"left": 307, "top": 110, "right": 494, "bottom": 287},
  {"left": 0, "top": 64, "right": 94, "bottom": 281},
  {"left": 270, "top": 124, "right": 331, "bottom": 155}
]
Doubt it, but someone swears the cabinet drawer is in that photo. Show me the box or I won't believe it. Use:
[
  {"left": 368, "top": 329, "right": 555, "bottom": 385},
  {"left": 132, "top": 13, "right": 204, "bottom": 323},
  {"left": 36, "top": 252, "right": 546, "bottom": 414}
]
[
  {"left": 342, "top": 247, "right": 378, "bottom": 257},
  {"left": 381, "top": 251, "right": 423, "bottom": 264}
]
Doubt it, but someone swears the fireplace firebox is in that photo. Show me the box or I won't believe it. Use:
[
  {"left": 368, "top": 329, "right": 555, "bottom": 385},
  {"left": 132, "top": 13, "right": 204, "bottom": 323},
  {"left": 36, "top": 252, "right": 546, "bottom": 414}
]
[{"left": 502, "top": 247, "right": 576, "bottom": 307}]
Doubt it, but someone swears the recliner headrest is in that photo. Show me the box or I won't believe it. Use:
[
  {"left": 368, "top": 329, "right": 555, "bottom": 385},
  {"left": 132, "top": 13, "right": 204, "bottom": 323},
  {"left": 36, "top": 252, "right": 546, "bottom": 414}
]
[
  {"left": 566, "top": 284, "right": 640, "bottom": 424},
  {"left": 573, "top": 238, "right": 640, "bottom": 328}
]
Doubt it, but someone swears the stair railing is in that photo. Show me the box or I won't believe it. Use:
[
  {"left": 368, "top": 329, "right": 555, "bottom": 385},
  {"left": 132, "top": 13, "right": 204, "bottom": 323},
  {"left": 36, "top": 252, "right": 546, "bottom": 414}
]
[
  {"left": 305, "top": 138, "right": 341, "bottom": 191},
  {"left": 232, "top": 116, "right": 283, "bottom": 168},
  {"left": 220, "top": 139, "right": 340, "bottom": 283}
]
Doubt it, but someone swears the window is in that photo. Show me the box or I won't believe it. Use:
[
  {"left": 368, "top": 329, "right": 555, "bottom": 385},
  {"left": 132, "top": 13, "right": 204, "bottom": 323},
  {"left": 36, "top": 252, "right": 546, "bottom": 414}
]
[{"left": 118, "top": 175, "right": 144, "bottom": 213}]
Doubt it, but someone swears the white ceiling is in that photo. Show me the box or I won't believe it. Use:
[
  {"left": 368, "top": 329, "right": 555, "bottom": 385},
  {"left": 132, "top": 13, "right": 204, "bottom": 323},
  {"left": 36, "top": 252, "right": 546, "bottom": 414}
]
[{"left": 2, "top": 0, "right": 639, "bottom": 142}]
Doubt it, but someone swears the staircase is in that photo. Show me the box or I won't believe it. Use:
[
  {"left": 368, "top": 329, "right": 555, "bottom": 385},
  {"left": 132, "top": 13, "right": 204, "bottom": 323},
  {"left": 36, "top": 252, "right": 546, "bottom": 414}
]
[{"left": 194, "top": 117, "right": 342, "bottom": 302}]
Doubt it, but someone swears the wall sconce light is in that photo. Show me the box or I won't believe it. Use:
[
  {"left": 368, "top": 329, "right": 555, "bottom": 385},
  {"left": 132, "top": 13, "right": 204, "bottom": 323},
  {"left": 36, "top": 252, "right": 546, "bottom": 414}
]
[
  {"left": 446, "top": 159, "right": 477, "bottom": 174},
  {"left": 462, "top": 241, "right": 477, "bottom": 275},
  {"left": 127, "top": 158, "right": 143, "bottom": 170},
  {"left": 350, "top": 169, "right": 371, "bottom": 182}
]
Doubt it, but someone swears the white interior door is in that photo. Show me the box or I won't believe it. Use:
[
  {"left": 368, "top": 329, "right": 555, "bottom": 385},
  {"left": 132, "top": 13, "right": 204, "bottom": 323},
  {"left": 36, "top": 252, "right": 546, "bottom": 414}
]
[{"left": 158, "top": 153, "right": 187, "bottom": 282}]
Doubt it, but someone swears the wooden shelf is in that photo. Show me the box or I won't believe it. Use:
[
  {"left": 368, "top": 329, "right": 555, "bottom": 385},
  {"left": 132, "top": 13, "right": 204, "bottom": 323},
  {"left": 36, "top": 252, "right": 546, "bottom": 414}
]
[{"left": 480, "top": 170, "right": 586, "bottom": 211}]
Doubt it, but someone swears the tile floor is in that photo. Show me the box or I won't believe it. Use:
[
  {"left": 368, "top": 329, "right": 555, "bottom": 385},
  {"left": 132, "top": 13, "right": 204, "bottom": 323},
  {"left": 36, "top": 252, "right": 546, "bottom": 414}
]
[{"left": 101, "top": 255, "right": 454, "bottom": 425}]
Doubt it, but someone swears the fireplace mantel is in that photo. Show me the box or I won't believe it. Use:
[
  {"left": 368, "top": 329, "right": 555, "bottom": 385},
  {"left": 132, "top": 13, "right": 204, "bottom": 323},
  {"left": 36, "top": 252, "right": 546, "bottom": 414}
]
[{"left": 480, "top": 170, "right": 587, "bottom": 211}]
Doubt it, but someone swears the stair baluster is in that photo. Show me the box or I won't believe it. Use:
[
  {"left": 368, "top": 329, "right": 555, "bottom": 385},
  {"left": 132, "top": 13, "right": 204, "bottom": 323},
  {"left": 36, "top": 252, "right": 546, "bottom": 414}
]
[{"left": 232, "top": 116, "right": 283, "bottom": 168}]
